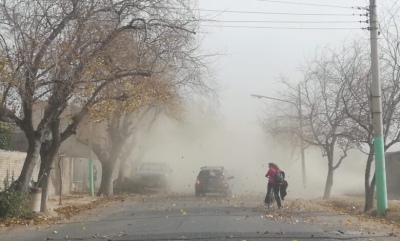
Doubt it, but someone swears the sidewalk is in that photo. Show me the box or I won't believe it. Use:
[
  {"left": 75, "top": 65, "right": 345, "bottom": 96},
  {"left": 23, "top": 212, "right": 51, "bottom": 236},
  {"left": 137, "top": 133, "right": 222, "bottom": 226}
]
[
  {"left": 0, "top": 194, "right": 128, "bottom": 227},
  {"left": 316, "top": 196, "right": 400, "bottom": 229},
  {"left": 295, "top": 196, "right": 399, "bottom": 237},
  {"left": 255, "top": 197, "right": 399, "bottom": 238},
  {"left": 47, "top": 195, "right": 100, "bottom": 218}
]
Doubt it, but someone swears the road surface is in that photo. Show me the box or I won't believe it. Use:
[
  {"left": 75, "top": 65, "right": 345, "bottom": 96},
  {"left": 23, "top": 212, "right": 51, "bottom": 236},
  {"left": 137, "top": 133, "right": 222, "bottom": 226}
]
[{"left": 0, "top": 194, "right": 396, "bottom": 241}]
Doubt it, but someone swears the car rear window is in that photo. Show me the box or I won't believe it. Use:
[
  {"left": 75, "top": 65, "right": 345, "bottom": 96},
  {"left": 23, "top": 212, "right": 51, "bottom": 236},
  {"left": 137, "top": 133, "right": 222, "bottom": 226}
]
[
  {"left": 199, "top": 170, "right": 223, "bottom": 178},
  {"left": 139, "top": 163, "right": 167, "bottom": 172}
]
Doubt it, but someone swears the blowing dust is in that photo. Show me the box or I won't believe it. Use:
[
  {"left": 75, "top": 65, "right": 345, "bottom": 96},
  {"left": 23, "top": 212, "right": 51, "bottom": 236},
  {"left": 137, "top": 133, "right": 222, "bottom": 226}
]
[{"left": 126, "top": 104, "right": 367, "bottom": 200}]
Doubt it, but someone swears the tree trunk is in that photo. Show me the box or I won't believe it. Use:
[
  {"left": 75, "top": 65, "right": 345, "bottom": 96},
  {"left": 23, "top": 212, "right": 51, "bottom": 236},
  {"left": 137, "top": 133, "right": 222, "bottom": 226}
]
[
  {"left": 365, "top": 173, "right": 376, "bottom": 212},
  {"left": 117, "top": 142, "right": 135, "bottom": 183},
  {"left": 117, "top": 156, "right": 128, "bottom": 183},
  {"left": 97, "top": 160, "right": 115, "bottom": 196},
  {"left": 364, "top": 151, "right": 375, "bottom": 212},
  {"left": 39, "top": 168, "right": 51, "bottom": 213},
  {"left": 38, "top": 118, "right": 63, "bottom": 213},
  {"left": 323, "top": 150, "right": 334, "bottom": 199},
  {"left": 16, "top": 137, "right": 42, "bottom": 192},
  {"left": 37, "top": 154, "right": 55, "bottom": 213},
  {"left": 323, "top": 165, "right": 334, "bottom": 199},
  {"left": 96, "top": 137, "right": 124, "bottom": 196},
  {"left": 38, "top": 139, "right": 61, "bottom": 213}
]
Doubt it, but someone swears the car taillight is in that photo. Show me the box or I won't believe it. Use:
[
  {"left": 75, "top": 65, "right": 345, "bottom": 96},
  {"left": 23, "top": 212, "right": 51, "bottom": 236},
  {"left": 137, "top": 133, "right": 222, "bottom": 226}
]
[
  {"left": 195, "top": 179, "right": 201, "bottom": 185},
  {"left": 221, "top": 179, "right": 227, "bottom": 184}
]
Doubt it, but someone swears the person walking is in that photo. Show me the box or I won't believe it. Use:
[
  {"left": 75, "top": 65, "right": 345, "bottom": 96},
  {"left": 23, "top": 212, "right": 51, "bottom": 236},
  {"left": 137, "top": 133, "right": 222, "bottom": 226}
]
[{"left": 264, "top": 162, "right": 282, "bottom": 209}]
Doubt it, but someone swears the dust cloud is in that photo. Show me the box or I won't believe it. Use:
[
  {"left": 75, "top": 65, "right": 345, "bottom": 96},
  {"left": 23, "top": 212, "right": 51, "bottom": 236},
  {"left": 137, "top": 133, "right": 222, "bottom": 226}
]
[{"left": 126, "top": 103, "right": 367, "bottom": 199}]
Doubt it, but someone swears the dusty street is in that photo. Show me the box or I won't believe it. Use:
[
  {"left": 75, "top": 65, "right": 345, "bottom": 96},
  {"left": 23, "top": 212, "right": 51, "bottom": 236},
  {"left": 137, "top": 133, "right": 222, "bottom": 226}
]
[{"left": 0, "top": 194, "right": 397, "bottom": 241}]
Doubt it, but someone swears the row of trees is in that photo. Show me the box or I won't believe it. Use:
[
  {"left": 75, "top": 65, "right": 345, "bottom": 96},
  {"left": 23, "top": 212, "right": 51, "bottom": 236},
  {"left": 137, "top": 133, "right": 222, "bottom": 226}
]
[
  {"left": 0, "top": 0, "right": 213, "bottom": 213},
  {"left": 264, "top": 7, "right": 400, "bottom": 212}
]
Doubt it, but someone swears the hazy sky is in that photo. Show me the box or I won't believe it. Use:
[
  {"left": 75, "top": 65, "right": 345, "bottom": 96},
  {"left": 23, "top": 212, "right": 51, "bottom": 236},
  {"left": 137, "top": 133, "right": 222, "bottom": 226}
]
[
  {"left": 139, "top": 0, "right": 377, "bottom": 195},
  {"left": 197, "top": 0, "right": 369, "bottom": 129},
  {"left": 140, "top": 1, "right": 393, "bottom": 195}
]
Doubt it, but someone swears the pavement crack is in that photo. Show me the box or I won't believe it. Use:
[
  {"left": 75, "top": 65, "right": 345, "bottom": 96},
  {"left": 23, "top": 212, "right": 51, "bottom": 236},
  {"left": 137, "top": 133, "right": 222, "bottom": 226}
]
[{"left": 176, "top": 215, "right": 189, "bottom": 229}]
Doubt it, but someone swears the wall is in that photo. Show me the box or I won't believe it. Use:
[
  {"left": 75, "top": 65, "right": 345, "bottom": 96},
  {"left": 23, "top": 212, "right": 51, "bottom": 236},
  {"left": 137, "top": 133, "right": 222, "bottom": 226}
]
[
  {"left": 0, "top": 150, "right": 75, "bottom": 197},
  {"left": 4, "top": 102, "right": 97, "bottom": 196},
  {"left": 48, "top": 157, "right": 73, "bottom": 196},
  {"left": 10, "top": 130, "right": 28, "bottom": 152},
  {"left": 0, "top": 151, "right": 38, "bottom": 190},
  {"left": 386, "top": 152, "right": 400, "bottom": 199}
]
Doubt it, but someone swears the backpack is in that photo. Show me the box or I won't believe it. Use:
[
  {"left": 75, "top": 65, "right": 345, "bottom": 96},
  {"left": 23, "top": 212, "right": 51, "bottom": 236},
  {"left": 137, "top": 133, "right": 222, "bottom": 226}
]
[{"left": 274, "top": 171, "right": 284, "bottom": 184}]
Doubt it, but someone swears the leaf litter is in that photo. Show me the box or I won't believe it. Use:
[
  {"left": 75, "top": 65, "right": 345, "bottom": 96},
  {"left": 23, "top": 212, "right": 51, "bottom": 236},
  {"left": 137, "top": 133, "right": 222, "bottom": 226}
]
[
  {"left": 0, "top": 193, "right": 141, "bottom": 227},
  {"left": 255, "top": 197, "right": 400, "bottom": 237}
]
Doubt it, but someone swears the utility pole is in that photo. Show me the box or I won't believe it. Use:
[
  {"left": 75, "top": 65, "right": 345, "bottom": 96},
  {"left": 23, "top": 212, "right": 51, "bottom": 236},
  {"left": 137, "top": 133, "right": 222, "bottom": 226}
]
[
  {"left": 369, "top": 0, "right": 388, "bottom": 215},
  {"left": 298, "top": 85, "right": 306, "bottom": 188}
]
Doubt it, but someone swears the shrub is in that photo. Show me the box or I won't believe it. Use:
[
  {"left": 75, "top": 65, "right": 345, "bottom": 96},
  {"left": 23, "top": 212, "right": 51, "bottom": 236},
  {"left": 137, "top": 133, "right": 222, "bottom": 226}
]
[
  {"left": 0, "top": 121, "right": 12, "bottom": 150},
  {"left": 0, "top": 188, "right": 31, "bottom": 218}
]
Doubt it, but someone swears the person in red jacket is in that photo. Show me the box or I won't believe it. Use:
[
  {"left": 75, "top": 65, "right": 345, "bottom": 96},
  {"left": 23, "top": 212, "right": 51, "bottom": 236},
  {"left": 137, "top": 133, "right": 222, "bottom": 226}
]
[
  {"left": 273, "top": 164, "right": 288, "bottom": 200},
  {"left": 264, "top": 163, "right": 282, "bottom": 208}
]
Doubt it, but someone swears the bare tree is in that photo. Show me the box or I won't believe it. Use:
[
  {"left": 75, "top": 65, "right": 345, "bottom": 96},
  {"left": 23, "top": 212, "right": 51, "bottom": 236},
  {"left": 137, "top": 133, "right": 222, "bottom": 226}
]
[
  {"left": 268, "top": 35, "right": 400, "bottom": 208},
  {"left": 93, "top": 112, "right": 134, "bottom": 196},
  {"left": 115, "top": 106, "right": 161, "bottom": 184},
  {"left": 342, "top": 7, "right": 400, "bottom": 211},
  {"left": 75, "top": 68, "right": 189, "bottom": 196},
  {"left": 74, "top": 107, "right": 156, "bottom": 196},
  {"left": 301, "top": 65, "right": 353, "bottom": 200},
  {"left": 115, "top": 101, "right": 170, "bottom": 186},
  {"left": 262, "top": 121, "right": 306, "bottom": 167},
  {"left": 93, "top": 102, "right": 164, "bottom": 196},
  {"left": 0, "top": 0, "right": 205, "bottom": 196},
  {"left": 265, "top": 47, "right": 357, "bottom": 199}
]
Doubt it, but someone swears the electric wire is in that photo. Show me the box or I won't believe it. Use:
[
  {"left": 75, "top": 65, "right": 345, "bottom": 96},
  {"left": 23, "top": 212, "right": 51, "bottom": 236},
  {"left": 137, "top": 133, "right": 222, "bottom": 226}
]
[
  {"left": 200, "top": 25, "right": 364, "bottom": 30},
  {"left": 258, "top": 0, "right": 356, "bottom": 9},
  {"left": 202, "top": 20, "right": 365, "bottom": 24},
  {"left": 181, "top": 8, "right": 366, "bottom": 17}
]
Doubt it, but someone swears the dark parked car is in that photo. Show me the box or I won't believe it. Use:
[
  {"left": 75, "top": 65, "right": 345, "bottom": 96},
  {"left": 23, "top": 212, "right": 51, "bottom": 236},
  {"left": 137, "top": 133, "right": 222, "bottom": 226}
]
[
  {"left": 194, "top": 166, "right": 234, "bottom": 197},
  {"left": 113, "top": 162, "right": 172, "bottom": 193},
  {"left": 135, "top": 162, "right": 172, "bottom": 190}
]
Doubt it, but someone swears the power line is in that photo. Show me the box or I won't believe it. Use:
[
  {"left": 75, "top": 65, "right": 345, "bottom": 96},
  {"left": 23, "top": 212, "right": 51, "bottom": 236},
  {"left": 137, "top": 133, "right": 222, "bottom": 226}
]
[
  {"left": 192, "top": 8, "right": 367, "bottom": 17},
  {"left": 205, "top": 20, "right": 365, "bottom": 24},
  {"left": 258, "top": 0, "right": 357, "bottom": 9},
  {"left": 200, "top": 25, "right": 363, "bottom": 30}
]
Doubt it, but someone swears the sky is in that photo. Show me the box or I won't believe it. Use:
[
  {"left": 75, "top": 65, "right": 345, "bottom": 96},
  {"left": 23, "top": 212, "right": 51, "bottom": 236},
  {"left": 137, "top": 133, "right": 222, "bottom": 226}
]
[
  {"left": 197, "top": 0, "right": 369, "bottom": 129},
  {"left": 138, "top": 0, "right": 386, "bottom": 196}
]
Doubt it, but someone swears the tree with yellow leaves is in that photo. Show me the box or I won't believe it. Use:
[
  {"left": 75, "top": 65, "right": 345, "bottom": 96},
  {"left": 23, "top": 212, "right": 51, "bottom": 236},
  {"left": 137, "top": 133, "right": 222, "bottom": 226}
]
[
  {"left": 0, "top": 0, "right": 210, "bottom": 202},
  {"left": 83, "top": 74, "right": 182, "bottom": 196}
]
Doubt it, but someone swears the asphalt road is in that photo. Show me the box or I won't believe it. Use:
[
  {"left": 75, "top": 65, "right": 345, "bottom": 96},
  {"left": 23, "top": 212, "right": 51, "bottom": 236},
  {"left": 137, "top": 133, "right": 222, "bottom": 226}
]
[{"left": 0, "top": 194, "right": 396, "bottom": 241}]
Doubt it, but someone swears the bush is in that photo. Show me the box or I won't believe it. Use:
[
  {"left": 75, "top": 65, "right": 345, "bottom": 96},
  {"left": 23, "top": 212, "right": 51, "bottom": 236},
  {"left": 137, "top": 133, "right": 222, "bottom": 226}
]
[
  {"left": 0, "top": 121, "right": 12, "bottom": 150},
  {"left": 0, "top": 188, "right": 30, "bottom": 218}
]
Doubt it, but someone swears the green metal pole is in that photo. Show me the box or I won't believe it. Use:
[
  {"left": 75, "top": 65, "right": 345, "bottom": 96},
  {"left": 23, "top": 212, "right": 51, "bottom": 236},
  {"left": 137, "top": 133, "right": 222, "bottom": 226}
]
[
  {"left": 369, "top": 0, "right": 388, "bottom": 215},
  {"left": 89, "top": 157, "right": 94, "bottom": 197},
  {"left": 374, "top": 137, "right": 387, "bottom": 214},
  {"left": 88, "top": 122, "right": 94, "bottom": 197}
]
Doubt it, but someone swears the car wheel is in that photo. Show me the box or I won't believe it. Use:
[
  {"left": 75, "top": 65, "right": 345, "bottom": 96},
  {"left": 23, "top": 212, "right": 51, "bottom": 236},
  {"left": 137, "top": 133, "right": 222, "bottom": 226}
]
[
  {"left": 163, "top": 183, "right": 171, "bottom": 192},
  {"left": 223, "top": 190, "right": 231, "bottom": 198},
  {"left": 138, "top": 186, "right": 145, "bottom": 194},
  {"left": 195, "top": 190, "right": 202, "bottom": 197}
]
